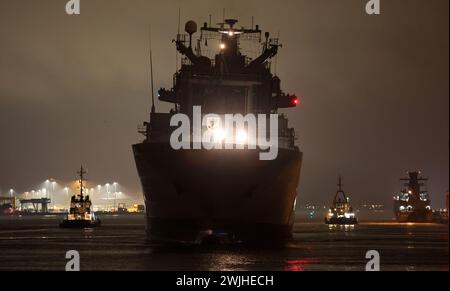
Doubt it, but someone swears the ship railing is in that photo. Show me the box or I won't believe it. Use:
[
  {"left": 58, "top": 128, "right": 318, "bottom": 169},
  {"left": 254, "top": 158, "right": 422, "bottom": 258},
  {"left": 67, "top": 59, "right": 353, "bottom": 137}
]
[
  {"left": 270, "top": 38, "right": 280, "bottom": 47},
  {"left": 138, "top": 124, "right": 147, "bottom": 137},
  {"left": 244, "top": 56, "right": 252, "bottom": 66},
  {"left": 176, "top": 33, "right": 189, "bottom": 44},
  {"left": 200, "top": 30, "right": 261, "bottom": 42},
  {"left": 181, "top": 57, "right": 192, "bottom": 66}
]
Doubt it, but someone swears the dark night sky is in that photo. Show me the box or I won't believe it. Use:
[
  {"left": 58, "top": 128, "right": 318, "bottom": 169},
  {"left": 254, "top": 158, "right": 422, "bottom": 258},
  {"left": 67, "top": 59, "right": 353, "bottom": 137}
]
[{"left": 0, "top": 0, "right": 448, "bottom": 208}]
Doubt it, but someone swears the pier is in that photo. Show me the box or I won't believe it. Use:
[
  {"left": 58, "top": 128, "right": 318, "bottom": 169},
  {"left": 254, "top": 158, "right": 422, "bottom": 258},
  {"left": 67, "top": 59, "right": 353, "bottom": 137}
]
[{"left": 19, "top": 198, "right": 51, "bottom": 213}]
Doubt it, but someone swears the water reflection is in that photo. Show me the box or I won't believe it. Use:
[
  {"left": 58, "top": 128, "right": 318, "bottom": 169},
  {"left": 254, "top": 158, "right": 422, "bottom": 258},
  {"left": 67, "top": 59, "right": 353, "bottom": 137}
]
[
  {"left": 285, "top": 258, "right": 317, "bottom": 271},
  {"left": 328, "top": 224, "right": 355, "bottom": 232},
  {"left": 206, "top": 253, "right": 254, "bottom": 271},
  {"left": 1, "top": 216, "right": 447, "bottom": 271}
]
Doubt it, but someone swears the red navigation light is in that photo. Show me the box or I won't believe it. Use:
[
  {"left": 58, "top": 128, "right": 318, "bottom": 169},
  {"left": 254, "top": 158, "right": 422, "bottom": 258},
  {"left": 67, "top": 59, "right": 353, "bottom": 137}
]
[
  {"left": 291, "top": 95, "right": 300, "bottom": 106},
  {"left": 278, "top": 94, "right": 300, "bottom": 108}
]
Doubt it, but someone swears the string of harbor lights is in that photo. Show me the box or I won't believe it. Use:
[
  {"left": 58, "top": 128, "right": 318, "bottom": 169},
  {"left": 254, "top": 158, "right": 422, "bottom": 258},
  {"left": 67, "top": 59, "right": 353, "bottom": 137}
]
[{"left": 3, "top": 179, "right": 130, "bottom": 211}]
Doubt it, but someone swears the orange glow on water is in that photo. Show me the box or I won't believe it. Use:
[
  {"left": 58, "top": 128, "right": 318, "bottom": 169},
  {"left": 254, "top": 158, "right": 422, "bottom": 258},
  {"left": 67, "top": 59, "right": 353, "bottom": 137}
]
[{"left": 286, "top": 258, "right": 317, "bottom": 271}]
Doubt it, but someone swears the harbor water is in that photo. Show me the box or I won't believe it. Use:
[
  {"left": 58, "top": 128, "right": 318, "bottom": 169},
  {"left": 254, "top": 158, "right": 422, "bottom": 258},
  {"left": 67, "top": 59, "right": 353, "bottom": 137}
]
[{"left": 0, "top": 215, "right": 447, "bottom": 271}]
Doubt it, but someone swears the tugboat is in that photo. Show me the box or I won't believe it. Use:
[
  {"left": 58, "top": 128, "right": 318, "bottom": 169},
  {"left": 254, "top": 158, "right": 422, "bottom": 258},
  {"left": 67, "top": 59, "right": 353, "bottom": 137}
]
[
  {"left": 60, "top": 166, "right": 101, "bottom": 228},
  {"left": 393, "top": 171, "right": 433, "bottom": 223},
  {"left": 133, "top": 18, "right": 302, "bottom": 243},
  {"left": 325, "top": 176, "right": 358, "bottom": 225}
]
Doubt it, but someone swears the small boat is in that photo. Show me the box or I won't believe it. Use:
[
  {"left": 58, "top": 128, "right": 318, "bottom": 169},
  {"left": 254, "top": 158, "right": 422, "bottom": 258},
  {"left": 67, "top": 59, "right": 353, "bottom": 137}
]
[
  {"left": 60, "top": 166, "right": 101, "bottom": 228},
  {"left": 325, "top": 176, "right": 358, "bottom": 225}
]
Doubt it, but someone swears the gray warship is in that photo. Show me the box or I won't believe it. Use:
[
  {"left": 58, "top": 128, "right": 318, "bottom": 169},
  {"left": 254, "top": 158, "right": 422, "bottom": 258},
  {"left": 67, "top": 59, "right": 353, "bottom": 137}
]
[
  {"left": 394, "top": 171, "right": 433, "bottom": 222},
  {"left": 133, "top": 18, "right": 302, "bottom": 243}
]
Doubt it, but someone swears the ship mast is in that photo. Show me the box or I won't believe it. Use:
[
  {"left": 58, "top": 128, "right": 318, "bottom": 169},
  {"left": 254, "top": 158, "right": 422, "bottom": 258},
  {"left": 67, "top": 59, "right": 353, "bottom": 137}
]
[
  {"left": 337, "top": 175, "right": 343, "bottom": 192},
  {"left": 149, "top": 29, "right": 156, "bottom": 114},
  {"left": 77, "top": 166, "right": 86, "bottom": 198},
  {"left": 333, "top": 175, "right": 348, "bottom": 204}
]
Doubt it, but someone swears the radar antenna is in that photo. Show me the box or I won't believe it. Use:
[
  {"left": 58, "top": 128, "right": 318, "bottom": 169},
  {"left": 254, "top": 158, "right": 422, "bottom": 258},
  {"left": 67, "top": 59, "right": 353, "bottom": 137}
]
[
  {"left": 337, "top": 175, "right": 343, "bottom": 192},
  {"left": 149, "top": 29, "right": 156, "bottom": 114},
  {"left": 77, "top": 166, "right": 87, "bottom": 198}
]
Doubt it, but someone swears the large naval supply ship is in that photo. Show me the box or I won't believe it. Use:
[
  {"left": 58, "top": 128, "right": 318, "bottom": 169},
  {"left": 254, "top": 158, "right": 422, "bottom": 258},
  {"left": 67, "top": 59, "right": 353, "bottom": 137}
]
[{"left": 133, "top": 18, "right": 302, "bottom": 243}]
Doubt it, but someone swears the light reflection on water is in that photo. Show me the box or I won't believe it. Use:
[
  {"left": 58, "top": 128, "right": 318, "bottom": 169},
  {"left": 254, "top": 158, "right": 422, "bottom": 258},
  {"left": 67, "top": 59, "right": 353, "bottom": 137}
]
[
  {"left": 206, "top": 253, "right": 254, "bottom": 271},
  {"left": 0, "top": 217, "right": 448, "bottom": 271},
  {"left": 327, "top": 224, "right": 355, "bottom": 231},
  {"left": 285, "top": 258, "right": 318, "bottom": 271}
]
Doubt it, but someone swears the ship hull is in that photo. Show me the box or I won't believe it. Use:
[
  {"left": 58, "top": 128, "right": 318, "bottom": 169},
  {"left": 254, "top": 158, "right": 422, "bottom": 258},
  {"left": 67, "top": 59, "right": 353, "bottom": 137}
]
[
  {"left": 325, "top": 217, "right": 358, "bottom": 225},
  {"left": 133, "top": 143, "right": 302, "bottom": 243},
  {"left": 394, "top": 201, "right": 433, "bottom": 223},
  {"left": 395, "top": 210, "right": 433, "bottom": 223},
  {"left": 59, "top": 218, "right": 101, "bottom": 229}
]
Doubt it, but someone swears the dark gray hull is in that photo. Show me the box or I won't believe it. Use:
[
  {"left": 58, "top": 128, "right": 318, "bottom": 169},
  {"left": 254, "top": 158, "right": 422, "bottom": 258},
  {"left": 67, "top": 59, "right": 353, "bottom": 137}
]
[
  {"left": 133, "top": 143, "right": 302, "bottom": 243},
  {"left": 394, "top": 209, "right": 433, "bottom": 223},
  {"left": 394, "top": 201, "right": 433, "bottom": 223}
]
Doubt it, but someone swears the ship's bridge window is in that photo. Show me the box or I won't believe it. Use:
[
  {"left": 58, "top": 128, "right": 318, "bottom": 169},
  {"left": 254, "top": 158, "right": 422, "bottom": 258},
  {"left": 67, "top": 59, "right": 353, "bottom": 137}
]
[
  {"left": 191, "top": 85, "right": 248, "bottom": 114},
  {"left": 400, "top": 193, "right": 409, "bottom": 202},
  {"left": 420, "top": 192, "right": 429, "bottom": 202}
]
